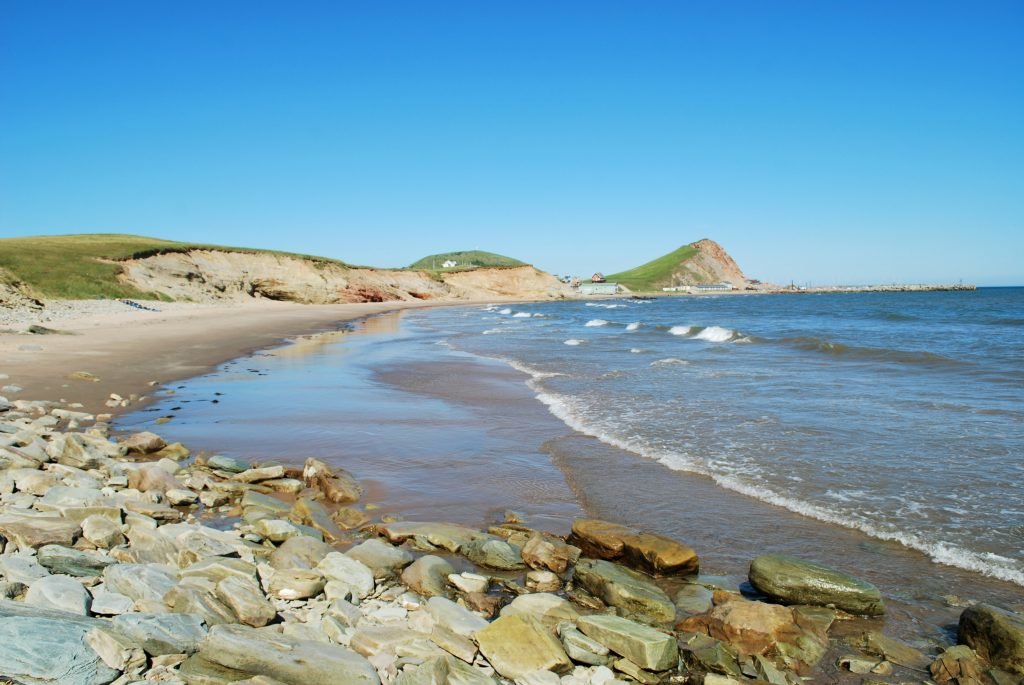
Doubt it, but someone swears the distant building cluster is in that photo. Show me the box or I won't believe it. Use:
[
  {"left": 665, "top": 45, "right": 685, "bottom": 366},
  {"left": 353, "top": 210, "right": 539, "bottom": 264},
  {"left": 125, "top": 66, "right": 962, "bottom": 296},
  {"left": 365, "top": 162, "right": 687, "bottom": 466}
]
[{"left": 441, "top": 259, "right": 458, "bottom": 268}]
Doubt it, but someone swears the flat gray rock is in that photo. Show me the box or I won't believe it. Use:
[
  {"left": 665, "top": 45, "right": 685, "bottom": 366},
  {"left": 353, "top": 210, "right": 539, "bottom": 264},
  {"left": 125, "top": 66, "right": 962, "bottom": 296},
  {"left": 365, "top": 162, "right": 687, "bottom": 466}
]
[
  {"left": 38, "top": 544, "right": 116, "bottom": 577},
  {"left": 111, "top": 612, "right": 208, "bottom": 655},
  {"left": 199, "top": 623, "right": 380, "bottom": 684},
  {"left": 25, "top": 574, "right": 91, "bottom": 615},
  {"left": 0, "top": 599, "right": 120, "bottom": 685},
  {"left": 103, "top": 562, "right": 177, "bottom": 603}
]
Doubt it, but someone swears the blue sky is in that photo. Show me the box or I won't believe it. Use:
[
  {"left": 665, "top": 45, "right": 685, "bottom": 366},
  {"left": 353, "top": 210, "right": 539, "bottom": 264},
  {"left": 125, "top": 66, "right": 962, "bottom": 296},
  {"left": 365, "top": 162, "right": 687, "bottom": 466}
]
[{"left": 1, "top": 2, "right": 1021, "bottom": 285}]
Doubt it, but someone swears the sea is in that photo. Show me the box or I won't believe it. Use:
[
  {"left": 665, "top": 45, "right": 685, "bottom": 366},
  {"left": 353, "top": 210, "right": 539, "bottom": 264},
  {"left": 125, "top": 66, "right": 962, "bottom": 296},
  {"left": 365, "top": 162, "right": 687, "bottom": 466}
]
[{"left": 119, "top": 287, "right": 1024, "bottom": 638}]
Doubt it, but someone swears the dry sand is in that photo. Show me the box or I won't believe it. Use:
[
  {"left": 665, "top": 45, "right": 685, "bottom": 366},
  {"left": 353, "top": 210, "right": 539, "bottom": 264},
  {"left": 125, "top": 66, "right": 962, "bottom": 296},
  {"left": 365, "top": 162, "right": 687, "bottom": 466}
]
[{"left": 0, "top": 299, "right": 440, "bottom": 413}]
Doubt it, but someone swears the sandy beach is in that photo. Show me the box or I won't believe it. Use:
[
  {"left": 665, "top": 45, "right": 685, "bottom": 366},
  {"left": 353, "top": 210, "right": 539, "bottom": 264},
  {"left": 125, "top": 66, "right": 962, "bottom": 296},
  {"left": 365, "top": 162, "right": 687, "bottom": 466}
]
[{"left": 0, "top": 299, "right": 440, "bottom": 413}]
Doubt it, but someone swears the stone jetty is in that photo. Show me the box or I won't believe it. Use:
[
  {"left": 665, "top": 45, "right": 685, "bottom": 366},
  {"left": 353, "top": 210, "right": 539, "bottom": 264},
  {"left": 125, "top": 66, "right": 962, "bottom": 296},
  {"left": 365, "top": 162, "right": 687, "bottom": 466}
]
[{"left": 0, "top": 391, "right": 1021, "bottom": 685}]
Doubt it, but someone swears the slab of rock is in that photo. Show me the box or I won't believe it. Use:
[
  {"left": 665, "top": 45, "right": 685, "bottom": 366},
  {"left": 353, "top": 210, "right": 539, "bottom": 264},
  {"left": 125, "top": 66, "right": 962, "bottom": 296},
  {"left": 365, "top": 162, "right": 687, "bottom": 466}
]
[
  {"left": 89, "top": 585, "right": 136, "bottom": 615},
  {"left": 291, "top": 496, "right": 346, "bottom": 542},
  {"left": 474, "top": 612, "right": 572, "bottom": 680},
  {"left": 234, "top": 465, "right": 286, "bottom": 483},
  {"left": 461, "top": 538, "right": 526, "bottom": 570},
  {"left": 378, "top": 521, "right": 490, "bottom": 552},
  {"left": 256, "top": 518, "right": 304, "bottom": 542},
  {"left": 206, "top": 454, "right": 249, "bottom": 473},
  {"left": 557, "top": 623, "right": 610, "bottom": 665},
  {"left": 394, "top": 654, "right": 496, "bottom": 685},
  {"left": 958, "top": 603, "right": 1024, "bottom": 675},
  {"left": 180, "top": 557, "right": 259, "bottom": 585},
  {"left": 674, "top": 584, "right": 715, "bottom": 615},
  {"left": 200, "top": 623, "right": 380, "bottom": 684},
  {"left": 123, "top": 431, "right": 167, "bottom": 455},
  {"left": 401, "top": 554, "right": 455, "bottom": 598},
  {"left": 577, "top": 614, "right": 678, "bottom": 671},
  {"left": 81, "top": 514, "right": 125, "bottom": 548},
  {"left": 25, "top": 574, "right": 92, "bottom": 615},
  {"left": 268, "top": 568, "right": 325, "bottom": 600},
  {"left": 269, "top": 534, "right": 333, "bottom": 570},
  {"left": 521, "top": 534, "right": 580, "bottom": 574},
  {"left": 103, "top": 562, "right": 177, "bottom": 603},
  {"left": 38, "top": 544, "right": 115, "bottom": 577},
  {"left": 303, "top": 457, "right": 363, "bottom": 504},
  {"left": 569, "top": 519, "right": 699, "bottom": 577},
  {"left": 180, "top": 653, "right": 253, "bottom": 685},
  {"left": 748, "top": 554, "right": 885, "bottom": 616},
  {"left": 317, "top": 552, "right": 375, "bottom": 599},
  {"left": 0, "top": 600, "right": 120, "bottom": 685},
  {"left": 931, "top": 644, "right": 986, "bottom": 684},
  {"left": 0, "top": 515, "right": 80, "bottom": 548},
  {"left": 111, "top": 612, "right": 208, "bottom": 655},
  {"left": 215, "top": 575, "right": 277, "bottom": 627},
  {"left": 0, "top": 552, "right": 50, "bottom": 584},
  {"left": 500, "top": 593, "right": 580, "bottom": 634},
  {"left": 426, "top": 596, "right": 489, "bottom": 637},
  {"left": 165, "top": 585, "right": 237, "bottom": 626},
  {"left": 855, "top": 631, "right": 932, "bottom": 670},
  {"left": 573, "top": 558, "right": 676, "bottom": 625},
  {"left": 346, "top": 538, "right": 414, "bottom": 576}
]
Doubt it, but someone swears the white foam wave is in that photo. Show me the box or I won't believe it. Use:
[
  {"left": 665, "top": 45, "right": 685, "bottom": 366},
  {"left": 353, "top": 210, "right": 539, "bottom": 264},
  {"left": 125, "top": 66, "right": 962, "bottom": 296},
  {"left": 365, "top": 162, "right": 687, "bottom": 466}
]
[
  {"left": 629, "top": 348, "right": 644, "bottom": 354},
  {"left": 669, "top": 326, "right": 693, "bottom": 336},
  {"left": 499, "top": 308, "right": 512, "bottom": 315},
  {"left": 530, "top": 388, "right": 1024, "bottom": 586},
  {"left": 626, "top": 322, "right": 641, "bottom": 331},
  {"left": 586, "top": 302, "right": 627, "bottom": 309},
  {"left": 694, "top": 326, "right": 735, "bottom": 342},
  {"left": 482, "top": 329, "right": 503, "bottom": 335},
  {"left": 585, "top": 319, "right": 609, "bottom": 327},
  {"left": 563, "top": 339, "right": 584, "bottom": 346},
  {"left": 512, "top": 312, "right": 532, "bottom": 318},
  {"left": 651, "top": 358, "right": 689, "bottom": 367},
  {"left": 503, "top": 358, "right": 565, "bottom": 379}
]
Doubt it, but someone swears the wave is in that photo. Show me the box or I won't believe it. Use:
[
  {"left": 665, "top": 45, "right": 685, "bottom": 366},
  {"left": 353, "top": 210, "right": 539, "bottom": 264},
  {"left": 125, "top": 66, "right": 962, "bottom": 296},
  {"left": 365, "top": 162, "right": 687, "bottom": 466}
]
[
  {"left": 585, "top": 319, "right": 610, "bottom": 327},
  {"left": 528, "top": 386, "right": 1024, "bottom": 586},
  {"left": 498, "top": 308, "right": 512, "bottom": 315},
  {"left": 512, "top": 312, "right": 532, "bottom": 318},
  {"left": 784, "top": 336, "right": 962, "bottom": 366},
  {"left": 564, "top": 339, "right": 583, "bottom": 346},
  {"left": 651, "top": 358, "right": 689, "bottom": 367},
  {"left": 626, "top": 322, "right": 641, "bottom": 331},
  {"left": 694, "top": 326, "right": 736, "bottom": 342},
  {"left": 668, "top": 325, "right": 738, "bottom": 342},
  {"left": 586, "top": 302, "right": 627, "bottom": 309},
  {"left": 482, "top": 329, "right": 504, "bottom": 335}
]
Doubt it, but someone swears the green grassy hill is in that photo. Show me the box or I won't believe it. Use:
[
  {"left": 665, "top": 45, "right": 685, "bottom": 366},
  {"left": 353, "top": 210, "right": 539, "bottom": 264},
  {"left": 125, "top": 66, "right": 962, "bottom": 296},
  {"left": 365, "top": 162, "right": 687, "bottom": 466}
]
[
  {"left": 606, "top": 244, "right": 699, "bottom": 292},
  {"left": 410, "top": 250, "right": 525, "bottom": 271},
  {"left": 0, "top": 233, "right": 348, "bottom": 300}
]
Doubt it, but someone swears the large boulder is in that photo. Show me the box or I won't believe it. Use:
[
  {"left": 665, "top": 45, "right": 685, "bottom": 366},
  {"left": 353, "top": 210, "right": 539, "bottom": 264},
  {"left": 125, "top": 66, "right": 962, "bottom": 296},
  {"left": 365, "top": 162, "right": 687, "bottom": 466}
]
[
  {"left": 748, "top": 554, "right": 885, "bottom": 616},
  {"left": 577, "top": 614, "right": 678, "bottom": 671},
  {"left": 573, "top": 558, "right": 676, "bottom": 625},
  {"left": 269, "top": 534, "right": 333, "bottom": 570},
  {"left": 25, "top": 574, "right": 92, "bottom": 615},
  {"left": 0, "top": 600, "right": 120, "bottom": 685},
  {"left": 199, "top": 623, "right": 380, "bottom": 684},
  {"left": 345, "top": 538, "right": 414, "bottom": 576},
  {"left": 958, "top": 603, "right": 1024, "bottom": 675},
  {"left": 568, "top": 519, "right": 699, "bottom": 577},
  {"left": 401, "top": 555, "right": 454, "bottom": 597},
  {"left": 37, "top": 544, "right": 116, "bottom": 577},
  {"left": 473, "top": 612, "right": 573, "bottom": 680},
  {"left": 461, "top": 538, "right": 526, "bottom": 570}
]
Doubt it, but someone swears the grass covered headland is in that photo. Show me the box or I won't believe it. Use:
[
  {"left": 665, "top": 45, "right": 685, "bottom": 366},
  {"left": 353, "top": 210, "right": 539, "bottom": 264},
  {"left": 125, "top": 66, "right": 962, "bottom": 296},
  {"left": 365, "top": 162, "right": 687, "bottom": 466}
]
[{"left": 0, "top": 234, "right": 348, "bottom": 300}]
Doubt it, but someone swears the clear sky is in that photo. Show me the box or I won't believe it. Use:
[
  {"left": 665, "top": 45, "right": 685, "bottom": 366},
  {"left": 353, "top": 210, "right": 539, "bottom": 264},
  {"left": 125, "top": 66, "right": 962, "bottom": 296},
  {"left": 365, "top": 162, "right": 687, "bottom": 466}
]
[{"left": 1, "top": 2, "right": 1021, "bottom": 285}]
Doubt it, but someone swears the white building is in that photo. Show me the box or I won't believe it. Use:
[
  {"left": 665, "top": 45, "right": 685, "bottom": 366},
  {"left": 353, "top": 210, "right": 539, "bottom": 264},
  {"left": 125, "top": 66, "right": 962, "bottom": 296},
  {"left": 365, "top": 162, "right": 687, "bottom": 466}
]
[{"left": 442, "top": 260, "right": 458, "bottom": 268}]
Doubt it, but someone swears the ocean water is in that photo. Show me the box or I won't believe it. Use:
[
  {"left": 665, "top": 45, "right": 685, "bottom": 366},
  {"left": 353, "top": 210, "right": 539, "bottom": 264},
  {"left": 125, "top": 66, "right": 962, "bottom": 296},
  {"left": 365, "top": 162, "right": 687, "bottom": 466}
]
[
  {"left": 430, "top": 289, "right": 1024, "bottom": 586},
  {"left": 118, "top": 288, "right": 1024, "bottom": 634}
]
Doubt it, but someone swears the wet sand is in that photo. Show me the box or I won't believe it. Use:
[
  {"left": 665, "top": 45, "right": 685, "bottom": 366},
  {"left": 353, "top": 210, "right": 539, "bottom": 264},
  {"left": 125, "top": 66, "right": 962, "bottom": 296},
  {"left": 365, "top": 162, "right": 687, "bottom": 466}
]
[{"left": 0, "top": 299, "right": 439, "bottom": 413}]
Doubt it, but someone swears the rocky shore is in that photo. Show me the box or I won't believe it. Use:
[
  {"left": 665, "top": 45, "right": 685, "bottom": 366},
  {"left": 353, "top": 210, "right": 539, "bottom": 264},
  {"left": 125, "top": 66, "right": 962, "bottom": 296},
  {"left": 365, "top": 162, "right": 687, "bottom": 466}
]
[{"left": 1, "top": 392, "right": 1022, "bottom": 685}]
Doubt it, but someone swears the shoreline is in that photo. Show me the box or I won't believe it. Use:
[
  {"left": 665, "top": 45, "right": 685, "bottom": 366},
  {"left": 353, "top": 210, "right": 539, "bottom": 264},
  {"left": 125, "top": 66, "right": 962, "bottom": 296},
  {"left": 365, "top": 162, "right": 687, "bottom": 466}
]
[
  {"left": 3, "top": 336, "right": 1022, "bottom": 684},
  {"left": 0, "top": 299, "right": 482, "bottom": 416}
]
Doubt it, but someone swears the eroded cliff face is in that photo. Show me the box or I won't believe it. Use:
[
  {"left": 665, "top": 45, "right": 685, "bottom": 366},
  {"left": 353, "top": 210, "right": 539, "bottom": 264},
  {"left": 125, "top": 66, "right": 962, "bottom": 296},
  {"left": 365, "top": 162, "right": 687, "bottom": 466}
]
[
  {"left": 116, "top": 250, "right": 572, "bottom": 303},
  {"left": 0, "top": 269, "right": 43, "bottom": 309},
  {"left": 674, "top": 239, "right": 747, "bottom": 287}
]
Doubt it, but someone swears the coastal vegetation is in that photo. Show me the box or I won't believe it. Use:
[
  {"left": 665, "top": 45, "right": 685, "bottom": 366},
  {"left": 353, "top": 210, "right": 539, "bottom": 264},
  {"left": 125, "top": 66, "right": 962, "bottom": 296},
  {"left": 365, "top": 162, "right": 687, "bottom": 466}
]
[
  {"left": 410, "top": 250, "right": 526, "bottom": 270},
  {"left": 0, "top": 234, "right": 349, "bottom": 300},
  {"left": 606, "top": 244, "right": 699, "bottom": 291}
]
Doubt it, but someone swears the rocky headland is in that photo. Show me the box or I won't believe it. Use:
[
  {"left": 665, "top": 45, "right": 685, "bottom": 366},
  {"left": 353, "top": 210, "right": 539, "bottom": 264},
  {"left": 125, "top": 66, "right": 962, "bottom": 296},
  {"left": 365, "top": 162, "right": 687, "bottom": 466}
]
[{"left": 1, "top": 390, "right": 1022, "bottom": 685}]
